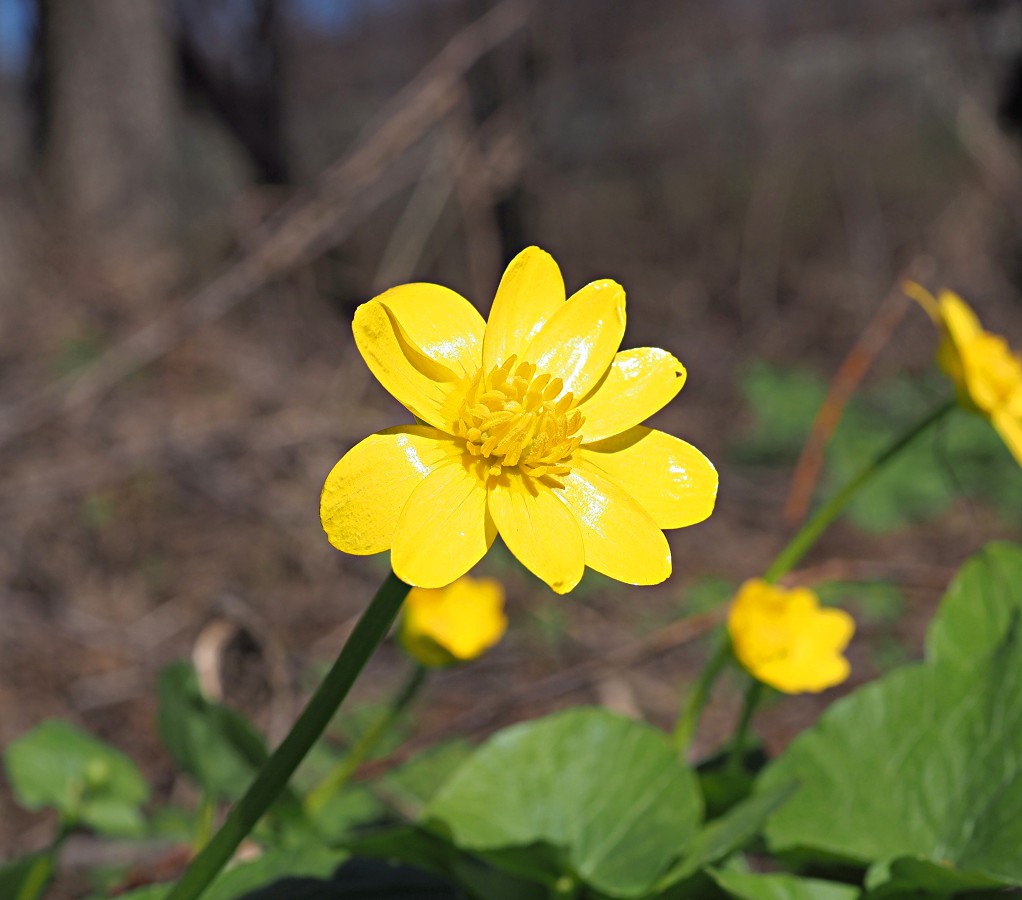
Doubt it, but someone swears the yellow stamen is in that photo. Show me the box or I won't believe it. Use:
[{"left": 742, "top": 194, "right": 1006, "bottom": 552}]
[{"left": 453, "top": 356, "right": 584, "bottom": 480}]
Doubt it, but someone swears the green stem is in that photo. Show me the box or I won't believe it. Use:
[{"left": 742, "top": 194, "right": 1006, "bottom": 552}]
[
  {"left": 192, "top": 794, "right": 216, "bottom": 853},
  {"left": 763, "top": 399, "right": 955, "bottom": 584},
  {"left": 727, "top": 678, "right": 764, "bottom": 774},
  {"left": 672, "top": 632, "right": 731, "bottom": 754},
  {"left": 167, "top": 570, "right": 411, "bottom": 900},
  {"left": 305, "top": 663, "right": 428, "bottom": 814}
]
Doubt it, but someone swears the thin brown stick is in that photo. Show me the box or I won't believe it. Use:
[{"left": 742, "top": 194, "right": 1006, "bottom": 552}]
[
  {"left": 0, "top": 0, "right": 528, "bottom": 453},
  {"left": 782, "top": 282, "right": 912, "bottom": 523}
]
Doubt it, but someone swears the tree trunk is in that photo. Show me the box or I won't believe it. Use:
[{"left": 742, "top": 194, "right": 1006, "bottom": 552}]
[{"left": 38, "top": 0, "right": 178, "bottom": 256}]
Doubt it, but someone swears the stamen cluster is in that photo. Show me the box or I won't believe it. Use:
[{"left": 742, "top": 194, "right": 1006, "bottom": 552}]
[{"left": 453, "top": 356, "right": 584, "bottom": 480}]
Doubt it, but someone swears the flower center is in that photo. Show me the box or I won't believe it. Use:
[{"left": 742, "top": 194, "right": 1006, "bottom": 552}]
[{"left": 453, "top": 356, "right": 584, "bottom": 480}]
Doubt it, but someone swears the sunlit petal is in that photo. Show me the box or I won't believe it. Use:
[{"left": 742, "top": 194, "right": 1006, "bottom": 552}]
[
  {"left": 482, "top": 247, "right": 566, "bottom": 371},
  {"left": 353, "top": 300, "right": 460, "bottom": 430},
  {"left": 523, "top": 279, "right": 626, "bottom": 399},
  {"left": 320, "top": 426, "right": 460, "bottom": 555},
  {"left": 575, "top": 348, "right": 687, "bottom": 441},
  {"left": 392, "top": 458, "right": 494, "bottom": 588},
  {"left": 581, "top": 427, "right": 717, "bottom": 529},
  {"left": 375, "top": 282, "right": 485, "bottom": 378},
  {"left": 558, "top": 459, "right": 670, "bottom": 585},
  {"left": 488, "top": 476, "right": 585, "bottom": 594}
]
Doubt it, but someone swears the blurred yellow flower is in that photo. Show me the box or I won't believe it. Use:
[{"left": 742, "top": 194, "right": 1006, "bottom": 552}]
[
  {"left": 321, "top": 246, "right": 717, "bottom": 593},
  {"left": 399, "top": 576, "right": 507, "bottom": 667},
  {"left": 906, "top": 282, "right": 1022, "bottom": 467},
  {"left": 728, "top": 579, "right": 854, "bottom": 694}
]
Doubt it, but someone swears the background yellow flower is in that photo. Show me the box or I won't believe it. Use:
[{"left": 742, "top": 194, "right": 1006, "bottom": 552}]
[
  {"left": 321, "top": 247, "right": 718, "bottom": 593},
  {"left": 399, "top": 576, "right": 507, "bottom": 668},
  {"left": 728, "top": 579, "right": 854, "bottom": 694},
  {"left": 907, "top": 283, "right": 1022, "bottom": 467}
]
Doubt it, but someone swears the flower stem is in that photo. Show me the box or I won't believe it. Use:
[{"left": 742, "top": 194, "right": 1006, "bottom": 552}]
[
  {"left": 726, "top": 677, "right": 764, "bottom": 774},
  {"left": 305, "top": 662, "right": 428, "bottom": 815},
  {"left": 763, "top": 399, "right": 955, "bottom": 584},
  {"left": 672, "top": 632, "right": 731, "bottom": 754},
  {"left": 166, "top": 570, "right": 411, "bottom": 900}
]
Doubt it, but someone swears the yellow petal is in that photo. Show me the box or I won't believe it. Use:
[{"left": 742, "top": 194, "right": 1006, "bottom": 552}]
[
  {"left": 488, "top": 475, "right": 585, "bottom": 594},
  {"left": 558, "top": 459, "right": 671, "bottom": 585},
  {"left": 391, "top": 457, "right": 494, "bottom": 588},
  {"left": 353, "top": 300, "right": 460, "bottom": 431},
  {"left": 937, "top": 291, "right": 983, "bottom": 347},
  {"left": 574, "top": 348, "right": 687, "bottom": 441},
  {"left": 375, "top": 282, "right": 485, "bottom": 378},
  {"left": 756, "top": 653, "right": 850, "bottom": 694},
  {"left": 523, "top": 279, "right": 626, "bottom": 400},
  {"left": 993, "top": 411, "right": 1022, "bottom": 469},
  {"left": 482, "top": 246, "right": 565, "bottom": 371},
  {"left": 807, "top": 606, "right": 855, "bottom": 650},
  {"left": 320, "top": 426, "right": 459, "bottom": 555},
  {"left": 401, "top": 577, "right": 507, "bottom": 665},
  {"left": 581, "top": 427, "right": 717, "bottom": 529}
]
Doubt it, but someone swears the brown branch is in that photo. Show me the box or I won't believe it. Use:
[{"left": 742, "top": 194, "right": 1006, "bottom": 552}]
[
  {"left": 782, "top": 282, "right": 912, "bottom": 523},
  {"left": 0, "top": 0, "right": 528, "bottom": 453}
]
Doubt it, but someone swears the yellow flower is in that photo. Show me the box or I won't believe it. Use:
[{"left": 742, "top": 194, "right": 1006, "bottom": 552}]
[
  {"left": 399, "top": 576, "right": 507, "bottom": 667},
  {"left": 906, "top": 282, "right": 1022, "bottom": 467},
  {"left": 321, "top": 246, "right": 717, "bottom": 593},
  {"left": 727, "top": 579, "right": 854, "bottom": 694}
]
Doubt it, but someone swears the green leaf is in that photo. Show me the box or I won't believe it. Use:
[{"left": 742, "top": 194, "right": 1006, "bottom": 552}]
[
  {"left": 760, "top": 625, "right": 1022, "bottom": 887},
  {"left": 156, "top": 662, "right": 271, "bottom": 802},
  {"left": 864, "top": 857, "right": 1005, "bottom": 897},
  {"left": 377, "top": 741, "right": 473, "bottom": 817},
  {"left": 0, "top": 854, "right": 55, "bottom": 900},
  {"left": 4, "top": 720, "right": 148, "bottom": 836},
  {"left": 425, "top": 707, "right": 703, "bottom": 898},
  {"left": 710, "top": 869, "right": 860, "bottom": 900},
  {"left": 108, "top": 847, "right": 342, "bottom": 900},
  {"left": 349, "top": 826, "right": 547, "bottom": 899},
  {"left": 925, "top": 542, "right": 1022, "bottom": 670},
  {"left": 656, "top": 781, "right": 798, "bottom": 889}
]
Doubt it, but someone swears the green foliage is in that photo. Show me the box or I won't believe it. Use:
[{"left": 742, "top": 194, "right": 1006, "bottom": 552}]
[
  {"left": 760, "top": 542, "right": 1022, "bottom": 894},
  {"left": 156, "top": 662, "right": 272, "bottom": 802},
  {"left": 111, "top": 847, "right": 343, "bottom": 900},
  {"left": 425, "top": 707, "right": 703, "bottom": 898},
  {"left": 734, "top": 363, "right": 1022, "bottom": 532},
  {"left": 4, "top": 720, "right": 149, "bottom": 837},
  {"left": 710, "top": 869, "right": 860, "bottom": 900},
  {"left": 0, "top": 854, "right": 55, "bottom": 900},
  {"left": 925, "top": 542, "right": 1022, "bottom": 670}
]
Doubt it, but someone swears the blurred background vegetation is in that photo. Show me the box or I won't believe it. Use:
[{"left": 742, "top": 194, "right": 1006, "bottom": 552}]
[{"left": 1, "top": 1, "right": 1022, "bottom": 894}]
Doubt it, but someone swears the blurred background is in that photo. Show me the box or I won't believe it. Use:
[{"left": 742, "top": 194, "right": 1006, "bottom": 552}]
[{"left": 2, "top": 0, "right": 1022, "bottom": 889}]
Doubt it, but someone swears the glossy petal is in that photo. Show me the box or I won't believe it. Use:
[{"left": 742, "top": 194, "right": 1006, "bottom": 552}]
[
  {"left": 575, "top": 348, "right": 687, "bottom": 441},
  {"left": 488, "top": 476, "right": 585, "bottom": 594},
  {"left": 581, "top": 427, "right": 717, "bottom": 529},
  {"left": 375, "top": 282, "right": 485, "bottom": 378},
  {"left": 558, "top": 459, "right": 671, "bottom": 585},
  {"left": 391, "top": 458, "right": 494, "bottom": 588},
  {"left": 353, "top": 301, "right": 460, "bottom": 430},
  {"left": 401, "top": 577, "right": 507, "bottom": 666},
  {"left": 523, "top": 279, "right": 626, "bottom": 400},
  {"left": 320, "top": 426, "right": 459, "bottom": 555},
  {"left": 482, "top": 246, "right": 565, "bottom": 371},
  {"left": 993, "top": 412, "right": 1022, "bottom": 469}
]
